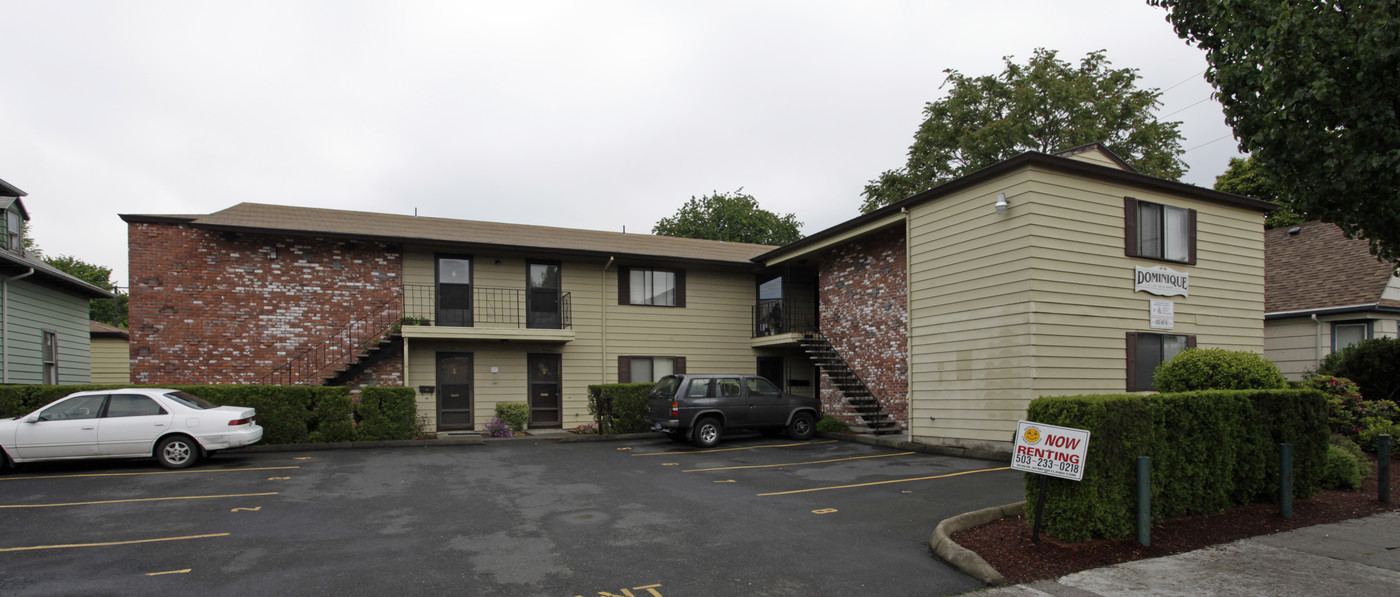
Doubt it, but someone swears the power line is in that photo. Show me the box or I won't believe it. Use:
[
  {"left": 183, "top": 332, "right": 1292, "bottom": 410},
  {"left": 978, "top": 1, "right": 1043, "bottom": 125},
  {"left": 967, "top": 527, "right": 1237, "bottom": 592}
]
[
  {"left": 1161, "top": 69, "right": 1207, "bottom": 93},
  {"left": 1163, "top": 97, "right": 1215, "bottom": 118},
  {"left": 1184, "top": 134, "right": 1235, "bottom": 154}
]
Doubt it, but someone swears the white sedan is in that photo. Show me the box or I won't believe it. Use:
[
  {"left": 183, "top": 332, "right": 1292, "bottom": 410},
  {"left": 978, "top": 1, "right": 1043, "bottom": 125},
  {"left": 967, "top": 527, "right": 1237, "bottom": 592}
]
[{"left": 0, "top": 388, "right": 263, "bottom": 470}]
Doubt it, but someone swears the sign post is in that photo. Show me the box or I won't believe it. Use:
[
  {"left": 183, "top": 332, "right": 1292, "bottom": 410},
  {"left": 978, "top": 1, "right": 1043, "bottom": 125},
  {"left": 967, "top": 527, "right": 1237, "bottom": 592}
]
[{"left": 1012, "top": 421, "right": 1091, "bottom": 544}]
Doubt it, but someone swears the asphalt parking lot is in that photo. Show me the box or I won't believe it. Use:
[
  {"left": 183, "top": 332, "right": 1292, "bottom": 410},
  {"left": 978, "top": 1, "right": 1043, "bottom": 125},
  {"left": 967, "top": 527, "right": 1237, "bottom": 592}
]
[{"left": 0, "top": 435, "right": 1022, "bottom": 596}]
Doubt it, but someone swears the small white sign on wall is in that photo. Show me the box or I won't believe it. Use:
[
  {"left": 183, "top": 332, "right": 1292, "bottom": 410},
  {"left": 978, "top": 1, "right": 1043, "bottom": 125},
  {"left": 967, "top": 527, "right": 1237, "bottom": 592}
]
[{"left": 1150, "top": 300, "right": 1175, "bottom": 330}]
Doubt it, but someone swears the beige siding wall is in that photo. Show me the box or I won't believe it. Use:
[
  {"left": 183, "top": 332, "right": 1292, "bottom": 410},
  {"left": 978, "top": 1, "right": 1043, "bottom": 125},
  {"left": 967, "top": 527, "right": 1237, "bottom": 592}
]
[
  {"left": 401, "top": 247, "right": 757, "bottom": 430},
  {"left": 1266, "top": 314, "right": 1400, "bottom": 380},
  {"left": 90, "top": 336, "right": 131, "bottom": 384},
  {"left": 908, "top": 166, "right": 1267, "bottom": 451}
]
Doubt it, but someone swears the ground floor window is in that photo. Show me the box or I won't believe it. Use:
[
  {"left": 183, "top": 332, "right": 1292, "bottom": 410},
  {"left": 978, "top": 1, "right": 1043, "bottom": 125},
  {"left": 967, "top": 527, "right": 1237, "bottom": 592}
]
[
  {"left": 619, "top": 356, "right": 686, "bottom": 383},
  {"left": 42, "top": 330, "right": 57, "bottom": 384},
  {"left": 1126, "top": 332, "right": 1195, "bottom": 392},
  {"left": 1332, "top": 320, "right": 1372, "bottom": 352}
]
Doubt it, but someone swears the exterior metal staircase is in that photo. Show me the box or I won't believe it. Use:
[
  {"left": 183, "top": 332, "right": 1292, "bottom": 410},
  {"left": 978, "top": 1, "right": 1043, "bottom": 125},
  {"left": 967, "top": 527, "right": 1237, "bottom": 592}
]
[
  {"left": 256, "top": 301, "right": 403, "bottom": 386},
  {"left": 797, "top": 333, "right": 900, "bottom": 435}
]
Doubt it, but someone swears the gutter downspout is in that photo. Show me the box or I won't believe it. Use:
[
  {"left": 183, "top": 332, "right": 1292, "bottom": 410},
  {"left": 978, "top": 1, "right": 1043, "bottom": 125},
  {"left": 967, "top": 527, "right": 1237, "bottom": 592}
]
[
  {"left": 1312, "top": 313, "right": 1323, "bottom": 365},
  {"left": 902, "top": 207, "right": 913, "bottom": 444},
  {"left": 602, "top": 257, "right": 614, "bottom": 387},
  {"left": 2, "top": 268, "right": 37, "bottom": 384}
]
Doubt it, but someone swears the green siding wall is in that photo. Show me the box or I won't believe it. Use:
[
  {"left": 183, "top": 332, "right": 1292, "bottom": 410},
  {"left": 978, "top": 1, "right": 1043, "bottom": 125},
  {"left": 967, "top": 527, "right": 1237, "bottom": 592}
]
[{"left": 1, "top": 278, "right": 92, "bottom": 384}]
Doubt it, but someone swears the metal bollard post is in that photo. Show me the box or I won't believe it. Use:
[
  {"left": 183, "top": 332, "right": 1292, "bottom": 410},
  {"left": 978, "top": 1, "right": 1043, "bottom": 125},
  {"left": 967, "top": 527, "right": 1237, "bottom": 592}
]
[
  {"left": 1137, "top": 456, "right": 1151, "bottom": 547},
  {"left": 1379, "top": 434, "right": 1391, "bottom": 504},
  {"left": 1280, "top": 443, "right": 1293, "bottom": 519}
]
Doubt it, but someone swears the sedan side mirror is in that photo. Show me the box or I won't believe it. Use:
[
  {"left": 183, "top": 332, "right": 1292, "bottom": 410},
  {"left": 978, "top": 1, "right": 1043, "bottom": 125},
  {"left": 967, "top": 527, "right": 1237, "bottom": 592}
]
[{"left": 24, "top": 414, "right": 39, "bottom": 424}]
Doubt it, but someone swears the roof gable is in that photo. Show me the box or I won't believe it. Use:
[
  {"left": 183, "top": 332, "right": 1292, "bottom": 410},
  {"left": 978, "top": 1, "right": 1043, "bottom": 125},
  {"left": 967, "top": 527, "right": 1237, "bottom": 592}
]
[{"left": 1052, "top": 143, "right": 1139, "bottom": 173}]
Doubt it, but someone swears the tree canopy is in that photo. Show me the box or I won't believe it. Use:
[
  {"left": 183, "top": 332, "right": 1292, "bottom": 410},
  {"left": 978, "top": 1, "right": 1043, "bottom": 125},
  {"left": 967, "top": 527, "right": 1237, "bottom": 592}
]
[
  {"left": 1150, "top": 0, "right": 1400, "bottom": 265},
  {"left": 652, "top": 189, "right": 803, "bottom": 246},
  {"left": 1213, "top": 156, "right": 1305, "bottom": 230},
  {"left": 45, "top": 254, "right": 127, "bottom": 327},
  {"left": 860, "top": 48, "right": 1187, "bottom": 213}
]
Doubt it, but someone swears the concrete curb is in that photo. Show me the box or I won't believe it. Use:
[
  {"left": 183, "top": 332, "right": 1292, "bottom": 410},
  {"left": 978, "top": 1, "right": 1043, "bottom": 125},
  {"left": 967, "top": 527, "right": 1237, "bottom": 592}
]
[
  {"left": 239, "top": 435, "right": 486, "bottom": 453},
  {"left": 816, "top": 431, "right": 1010, "bottom": 463},
  {"left": 556, "top": 431, "right": 665, "bottom": 443},
  {"left": 928, "top": 502, "right": 1025, "bottom": 586}
]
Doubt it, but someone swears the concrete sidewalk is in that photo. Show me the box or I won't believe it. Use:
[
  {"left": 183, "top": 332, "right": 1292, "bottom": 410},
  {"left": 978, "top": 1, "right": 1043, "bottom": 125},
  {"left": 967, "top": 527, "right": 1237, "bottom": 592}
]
[{"left": 966, "top": 511, "right": 1400, "bottom": 596}]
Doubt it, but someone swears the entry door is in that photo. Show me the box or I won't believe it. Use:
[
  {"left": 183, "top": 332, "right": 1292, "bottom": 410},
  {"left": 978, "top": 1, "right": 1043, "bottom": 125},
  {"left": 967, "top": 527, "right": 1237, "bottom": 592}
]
[
  {"left": 436, "top": 353, "right": 474, "bottom": 430},
  {"left": 528, "top": 353, "right": 562, "bottom": 428},
  {"left": 757, "top": 357, "right": 784, "bottom": 388},
  {"left": 527, "top": 262, "right": 561, "bottom": 329}
]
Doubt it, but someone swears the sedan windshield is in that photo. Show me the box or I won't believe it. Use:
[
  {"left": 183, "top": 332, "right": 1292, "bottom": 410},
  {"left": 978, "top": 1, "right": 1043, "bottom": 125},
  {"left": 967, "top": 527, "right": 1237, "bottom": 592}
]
[{"left": 164, "top": 391, "right": 218, "bottom": 410}]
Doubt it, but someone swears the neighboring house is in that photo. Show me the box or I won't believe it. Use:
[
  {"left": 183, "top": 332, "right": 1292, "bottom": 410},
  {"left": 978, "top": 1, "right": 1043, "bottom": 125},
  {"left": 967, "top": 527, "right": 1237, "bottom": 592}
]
[
  {"left": 0, "top": 177, "right": 114, "bottom": 385},
  {"left": 122, "top": 144, "right": 1274, "bottom": 452},
  {"left": 89, "top": 320, "right": 132, "bottom": 384},
  {"left": 1263, "top": 221, "right": 1400, "bottom": 379}
]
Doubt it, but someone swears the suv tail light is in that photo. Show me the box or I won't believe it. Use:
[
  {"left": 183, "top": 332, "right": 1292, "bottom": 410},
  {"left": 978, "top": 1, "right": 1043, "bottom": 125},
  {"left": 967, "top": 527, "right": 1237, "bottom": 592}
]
[{"left": 671, "top": 401, "right": 678, "bottom": 417}]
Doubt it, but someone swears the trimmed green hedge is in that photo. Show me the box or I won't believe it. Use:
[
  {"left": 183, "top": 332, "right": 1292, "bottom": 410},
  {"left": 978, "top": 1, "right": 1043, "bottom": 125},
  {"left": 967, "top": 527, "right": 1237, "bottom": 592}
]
[
  {"left": 1024, "top": 389, "right": 1328, "bottom": 542},
  {"left": 587, "top": 383, "right": 654, "bottom": 434},
  {"left": 0, "top": 385, "right": 417, "bottom": 445}
]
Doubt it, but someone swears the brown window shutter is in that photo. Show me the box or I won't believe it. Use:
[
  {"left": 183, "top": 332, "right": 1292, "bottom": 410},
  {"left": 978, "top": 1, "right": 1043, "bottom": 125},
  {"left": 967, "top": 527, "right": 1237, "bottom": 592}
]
[
  {"left": 1124, "top": 197, "right": 1140, "bottom": 257},
  {"left": 1125, "top": 332, "right": 1138, "bottom": 392},
  {"left": 618, "top": 267, "right": 630, "bottom": 306},
  {"left": 674, "top": 270, "right": 686, "bottom": 308},
  {"left": 1187, "top": 335, "right": 1197, "bottom": 349},
  {"left": 674, "top": 356, "right": 686, "bottom": 374},
  {"left": 1187, "top": 209, "right": 1198, "bottom": 266},
  {"left": 618, "top": 356, "right": 631, "bottom": 383}
]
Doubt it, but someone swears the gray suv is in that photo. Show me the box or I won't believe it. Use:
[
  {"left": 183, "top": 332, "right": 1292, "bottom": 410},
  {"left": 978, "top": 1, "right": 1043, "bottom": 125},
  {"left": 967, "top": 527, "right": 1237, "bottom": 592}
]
[{"left": 644, "top": 374, "right": 822, "bottom": 448}]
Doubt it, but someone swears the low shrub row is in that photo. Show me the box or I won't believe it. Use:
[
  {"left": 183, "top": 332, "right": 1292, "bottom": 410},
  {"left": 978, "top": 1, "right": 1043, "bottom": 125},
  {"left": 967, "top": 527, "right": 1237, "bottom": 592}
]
[
  {"left": 1024, "top": 388, "right": 1328, "bottom": 542},
  {"left": 0, "top": 385, "right": 416, "bottom": 445},
  {"left": 586, "top": 383, "right": 653, "bottom": 434}
]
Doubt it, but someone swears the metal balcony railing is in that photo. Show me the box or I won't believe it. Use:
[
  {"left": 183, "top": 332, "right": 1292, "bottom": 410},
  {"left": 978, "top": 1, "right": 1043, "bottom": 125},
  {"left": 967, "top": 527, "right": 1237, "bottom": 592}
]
[
  {"left": 402, "top": 283, "right": 571, "bottom": 329},
  {"left": 752, "top": 299, "right": 816, "bottom": 337}
]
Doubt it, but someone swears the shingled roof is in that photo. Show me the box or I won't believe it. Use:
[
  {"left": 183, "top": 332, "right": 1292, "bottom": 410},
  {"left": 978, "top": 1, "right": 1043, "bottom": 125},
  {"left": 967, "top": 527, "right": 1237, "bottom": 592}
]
[
  {"left": 1265, "top": 221, "right": 1400, "bottom": 316},
  {"left": 121, "top": 202, "right": 775, "bottom": 267}
]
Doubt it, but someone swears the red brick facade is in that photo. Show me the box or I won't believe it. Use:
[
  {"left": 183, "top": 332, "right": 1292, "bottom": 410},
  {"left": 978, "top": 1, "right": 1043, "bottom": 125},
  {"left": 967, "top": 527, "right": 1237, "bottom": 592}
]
[
  {"left": 818, "top": 227, "right": 908, "bottom": 429},
  {"left": 128, "top": 222, "right": 403, "bottom": 385}
]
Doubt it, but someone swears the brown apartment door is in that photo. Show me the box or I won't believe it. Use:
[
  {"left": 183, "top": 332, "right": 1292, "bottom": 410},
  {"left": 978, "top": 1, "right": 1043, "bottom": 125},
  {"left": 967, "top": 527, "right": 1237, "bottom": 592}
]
[
  {"left": 528, "top": 353, "right": 561, "bottom": 428},
  {"left": 437, "top": 353, "right": 473, "bottom": 430}
]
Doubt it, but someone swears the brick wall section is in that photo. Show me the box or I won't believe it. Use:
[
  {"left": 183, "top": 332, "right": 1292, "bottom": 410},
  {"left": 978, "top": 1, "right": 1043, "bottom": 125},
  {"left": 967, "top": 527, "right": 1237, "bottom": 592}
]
[
  {"left": 818, "top": 227, "right": 908, "bottom": 430},
  {"left": 128, "top": 222, "right": 403, "bottom": 384}
]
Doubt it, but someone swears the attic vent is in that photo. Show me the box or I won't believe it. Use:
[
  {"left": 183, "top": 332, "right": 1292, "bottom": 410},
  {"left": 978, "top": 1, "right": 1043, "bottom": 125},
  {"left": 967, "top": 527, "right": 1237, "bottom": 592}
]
[{"left": 1287, "top": 227, "right": 1302, "bottom": 236}]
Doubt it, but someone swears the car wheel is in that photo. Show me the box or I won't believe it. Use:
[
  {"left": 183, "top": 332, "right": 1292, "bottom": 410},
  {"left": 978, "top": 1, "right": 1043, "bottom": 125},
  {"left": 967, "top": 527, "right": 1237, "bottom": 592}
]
[
  {"left": 787, "top": 412, "right": 816, "bottom": 440},
  {"left": 0, "top": 448, "right": 10, "bottom": 474},
  {"left": 156, "top": 435, "right": 200, "bottom": 469},
  {"left": 692, "top": 417, "right": 723, "bottom": 449},
  {"left": 666, "top": 430, "right": 687, "bottom": 443}
]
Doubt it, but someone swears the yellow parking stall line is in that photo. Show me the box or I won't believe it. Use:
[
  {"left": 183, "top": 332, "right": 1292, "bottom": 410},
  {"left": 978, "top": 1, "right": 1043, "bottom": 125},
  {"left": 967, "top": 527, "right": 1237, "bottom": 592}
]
[
  {"left": 630, "top": 440, "right": 836, "bottom": 456},
  {"left": 146, "top": 569, "right": 192, "bottom": 576},
  {"left": 684, "top": 451, "right": 916, "bottom": 472},
  {"left": 0, "top": 492, "right": 278, "bottom": 509},
  {"left": 0, "top": 533, "right": 230, "bottom": 553},
  {"left": 0, "top": 466, "right": 300, "bottom": 482},
  {"left": 756, "top": 466, "right": 1012, "bottom": 496}
]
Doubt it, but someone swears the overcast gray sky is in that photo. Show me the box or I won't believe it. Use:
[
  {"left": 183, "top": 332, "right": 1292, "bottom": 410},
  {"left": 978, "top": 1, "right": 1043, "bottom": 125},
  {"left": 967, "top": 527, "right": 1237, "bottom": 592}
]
[{"left": 2, "top": 1, "right": 1242, "bottom": 288}]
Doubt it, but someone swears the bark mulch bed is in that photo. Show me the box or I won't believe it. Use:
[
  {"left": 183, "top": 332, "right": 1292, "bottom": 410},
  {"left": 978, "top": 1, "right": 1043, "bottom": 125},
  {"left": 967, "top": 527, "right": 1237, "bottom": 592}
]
[{"left": 951, "top": 453, "right": 1399, "bottom": 585}]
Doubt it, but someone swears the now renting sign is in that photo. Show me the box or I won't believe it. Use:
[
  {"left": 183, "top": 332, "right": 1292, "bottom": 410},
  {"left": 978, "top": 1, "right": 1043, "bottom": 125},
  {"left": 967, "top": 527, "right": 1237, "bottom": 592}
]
[{"left": 1012, "top": 420, "right": 1091, "bottom": 481}]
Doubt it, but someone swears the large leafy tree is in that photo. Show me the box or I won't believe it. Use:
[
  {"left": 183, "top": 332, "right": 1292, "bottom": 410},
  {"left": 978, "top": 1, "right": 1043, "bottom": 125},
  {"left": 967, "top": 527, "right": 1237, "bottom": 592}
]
[
  {"left": 653, "top": 189, "right": 803, "bottom": 246},
  {"left": 1149, "top": 0, "right": 1400, "bottom": 265},
  {"left": 44, "top": 254, "right": 127, "bottom": 327},
  {"left": 860, "top": 48, "right": 1187, "bottom": 213},
  {"left": 1213, "top": 156, "right": 1305, "bottom": 229}
]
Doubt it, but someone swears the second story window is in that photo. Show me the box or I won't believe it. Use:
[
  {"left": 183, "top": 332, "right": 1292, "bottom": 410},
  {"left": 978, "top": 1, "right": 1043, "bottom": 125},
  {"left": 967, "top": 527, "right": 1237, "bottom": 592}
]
[
  {"left": 6, "top": 209, "right": 21, "bottom": 252},
  {"left": 1125, "top": 197, "right": 1195, "bottom": 265},
  {"left": 619, "top": 267, "right": 685, "bottom": 307}
]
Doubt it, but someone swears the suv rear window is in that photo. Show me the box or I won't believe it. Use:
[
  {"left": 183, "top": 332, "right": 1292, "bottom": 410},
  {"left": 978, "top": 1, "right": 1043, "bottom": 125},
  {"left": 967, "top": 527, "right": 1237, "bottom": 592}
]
[{"left": 651, "top": 375, "right": 682, "bottom": 398}]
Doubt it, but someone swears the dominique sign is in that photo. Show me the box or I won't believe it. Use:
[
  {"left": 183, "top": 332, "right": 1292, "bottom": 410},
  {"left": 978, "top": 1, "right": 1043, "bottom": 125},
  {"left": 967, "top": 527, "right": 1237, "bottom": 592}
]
[
  {"left": 1012, "top": 420, "right": 1091, "bottom": 481},
  {"left": 1134, "top": 265, "right": 1189, "bottom": 297}
]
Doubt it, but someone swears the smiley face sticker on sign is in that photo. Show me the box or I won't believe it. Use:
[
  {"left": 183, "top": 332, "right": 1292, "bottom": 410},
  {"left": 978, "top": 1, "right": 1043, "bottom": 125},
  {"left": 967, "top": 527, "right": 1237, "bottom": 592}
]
[{"left": 1022, "top": 426, "right": 1041, "bottom": 445}]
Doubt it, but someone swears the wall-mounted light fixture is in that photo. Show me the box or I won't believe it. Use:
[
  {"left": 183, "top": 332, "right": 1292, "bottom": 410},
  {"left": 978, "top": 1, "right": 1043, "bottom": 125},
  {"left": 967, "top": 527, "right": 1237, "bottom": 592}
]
[{"left": 994, "top": 193, "right": 1010, "bottom": 214}]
